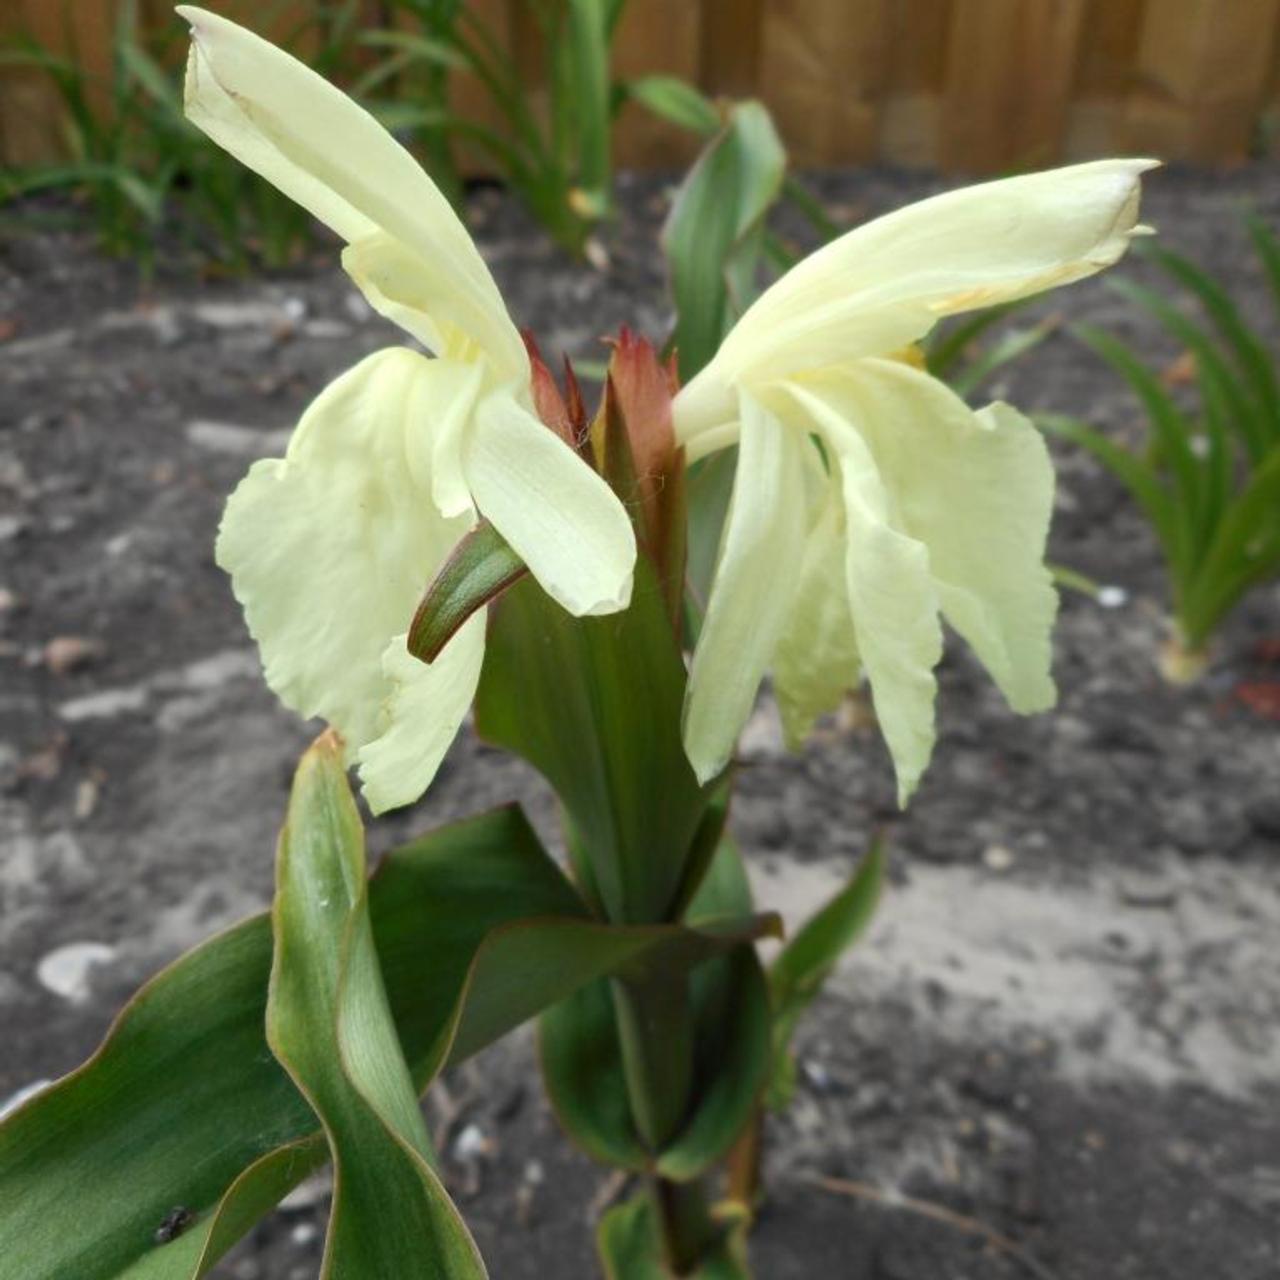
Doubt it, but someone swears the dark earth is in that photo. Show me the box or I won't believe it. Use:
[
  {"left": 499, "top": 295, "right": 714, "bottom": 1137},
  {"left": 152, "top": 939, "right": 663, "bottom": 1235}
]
[{"left": 1, "top": 165, "right": 1278, "bottom": 1279}]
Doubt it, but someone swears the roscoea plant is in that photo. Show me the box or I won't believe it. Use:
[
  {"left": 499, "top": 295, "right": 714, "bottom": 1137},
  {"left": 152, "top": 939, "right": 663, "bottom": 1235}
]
[{"left": 0, "top": 9, "right": 1155, "bottom": 1278}]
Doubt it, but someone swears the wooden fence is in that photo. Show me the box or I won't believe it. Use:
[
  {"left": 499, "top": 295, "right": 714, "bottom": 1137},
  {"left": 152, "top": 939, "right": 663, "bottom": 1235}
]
[{"left": 3, "top": 0, "right": 1279, "bottom": 172}]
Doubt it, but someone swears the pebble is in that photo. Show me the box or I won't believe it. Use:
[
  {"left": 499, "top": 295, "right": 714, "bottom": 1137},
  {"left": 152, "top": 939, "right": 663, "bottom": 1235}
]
[
  {"left": 289, "top": 1222, "right": 318, "bottom": 1247},
  {"left": 982, "top": 843, "right": 1016, "bottom": 872},
  {"left": 1098, "top": 585, "right": 1129, "bottom": 608},
  {"left": 186, "top": 420, "right": 292, "bottom": 458},
  {"left": 43, "top": 635, "right": 103, "bottom": 676},
  {"left": 58, "top": 686, "right": 149, "bottom": 722},
  {"left": 0, "top": 515, "right": 28, "bottom": 543},
  {"left": 36, "top": 941, "right": 117, "bottom": 1003},
  {"left": 1117, "top": 869, "right": 1178, "bottom": 909}
]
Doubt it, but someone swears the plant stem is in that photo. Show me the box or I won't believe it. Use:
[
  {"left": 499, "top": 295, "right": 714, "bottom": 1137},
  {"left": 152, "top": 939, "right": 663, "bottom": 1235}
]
[
  {"left": 724, "top": 1108, "right": 763, "bottom": 1211},
  {"left": 610, "top": 974, "right": 694, "bottom": 1150},
  {"left": 611, "top": 974, "right": 716, "bottom": 1272},
  {"left": 653, "top": 1174, "right": 716, "bottom": 1275}
]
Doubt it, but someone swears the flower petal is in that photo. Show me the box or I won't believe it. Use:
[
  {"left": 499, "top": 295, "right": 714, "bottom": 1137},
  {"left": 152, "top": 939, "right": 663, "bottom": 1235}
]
[
  {"left": 772, "top": 479, "right": 861, "bottom": 748},
  {"left": 178, "top": 6, "right": 523, "bottom": 374},
  {"left": 786, "top": 384, "right": 943, "bottom": 804},
  {"left": 216, "top": 348, "right": 469, "bottom": 754},
  {"left": 801, "top": 360, "right": 1057, "bottom": 714},
  {"left": 464, "top": 393, "right": 636, "bottom": 617},
  {"left": 682, "top": 392, "right": 808, "bottom": 784},
  {"left": 716, "top": 159, "right": 1157, "bottom": 383},
  {"left": 357, "top": 615, "right": 486, "bottom": 814}
]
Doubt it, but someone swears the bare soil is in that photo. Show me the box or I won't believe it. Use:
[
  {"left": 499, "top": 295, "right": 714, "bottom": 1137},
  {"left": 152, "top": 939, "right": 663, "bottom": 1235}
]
[{"left": 1, "top": 165, "right": 1278, "bottom": 1279}]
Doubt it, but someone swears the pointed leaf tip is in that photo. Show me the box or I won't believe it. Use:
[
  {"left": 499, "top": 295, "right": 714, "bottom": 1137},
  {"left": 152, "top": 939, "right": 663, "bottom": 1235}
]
[{"left": 407, "top": 521, "right": 528, "bottom": 664}]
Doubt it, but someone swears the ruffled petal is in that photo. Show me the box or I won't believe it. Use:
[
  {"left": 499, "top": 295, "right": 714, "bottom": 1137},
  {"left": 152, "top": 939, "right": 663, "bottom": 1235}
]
[
  {"left": 772, "top": 478, "right": 861, "bottom": 748},
  {"left": 682, "top": 392, "right": 808, "bottom": 784},
  {"left": 715, "top": 159, "right": 1156, "bottom": 384},
  {"left": 465, "top": 393, "right": 636, "bottom": 617},
  {"left": 357, "top": 615, "right": 486, "bottom": 814},
  {"left": 178, "top": 6, "right": 524, "bottom": 375},
  {"left": 799, "top": 360, "right": 1057, "bottom": 714},
  {"left": 786, "top": 384, "right": 943, "bottom": 804},
  {"left": 215, "top": 348, "right": 469, "bottom": 754}
]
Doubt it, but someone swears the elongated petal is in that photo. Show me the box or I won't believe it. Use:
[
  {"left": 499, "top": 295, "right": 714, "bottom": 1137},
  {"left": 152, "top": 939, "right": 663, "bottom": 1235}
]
[
  {"left": 682, "top": 393, "right": 808, "bottom": 783},
  {"left": 178, "top": 6, "right": 524, "bottom": 376},
  {"left": 465, "top": 393, "right": 636, "bottom": 617},
  {"left": 357, "top": 615, "right": 486, "bottom": 814},
  {"left": 716, "top": 159, "right": 1157, "bottom": 384},
  {"left": 216, "top": 348, "right": 469, "bottom": 754},
  {"left": 772, "top": 481, "right": 861, "bottom": 748},
  {"left": 787, "top": 384, "right": 943, "bottom": 804},
  {"left": 801, "top": 361, "right": 1057, "bottom": 714}
]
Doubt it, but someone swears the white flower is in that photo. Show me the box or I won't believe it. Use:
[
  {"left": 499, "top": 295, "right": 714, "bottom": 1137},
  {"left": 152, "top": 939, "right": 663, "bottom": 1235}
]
[
  {"left": 673, "top": 160, "right": 1157, "bottom": 801},
  {"left": 179, "top": 6, "right": 634, "bottom": 812}
]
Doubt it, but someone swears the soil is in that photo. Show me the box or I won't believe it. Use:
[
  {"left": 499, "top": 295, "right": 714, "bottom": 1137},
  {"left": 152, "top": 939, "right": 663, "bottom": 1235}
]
[{"left": 1, "top": 165, "right": 1278, "bottom": 1280}]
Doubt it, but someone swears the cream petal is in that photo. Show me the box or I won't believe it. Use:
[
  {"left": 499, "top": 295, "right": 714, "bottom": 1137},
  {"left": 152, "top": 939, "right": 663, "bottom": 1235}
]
[
  {"left": 357, "top": 616, "right": 486, "bottom": 814},
  {"left": 215, "top": 348, "right": 469, "bottom": 755},
  {"left": 464, "top": 393, "right": 636, "bottom": 617},
  {"left": 801, "top": 360, "right": 1057, "bottom": 714},
  {"left": 786, "top": 384, "right": 943, "bottom": 805},
  {"left": 178, "top": 6, "right": 523, "bottom": 375},
  {"left": 343, "top": 233, "right": 526, "bottom": 380},
  {"left": 772, "top": 479, "right": 861, "bottom": 748},
  {"left": 682, "top": 392, "right": 808, "bottom": 784},
  {"left": 718, "top": 159, "right": 1157, "bottom": 382}
]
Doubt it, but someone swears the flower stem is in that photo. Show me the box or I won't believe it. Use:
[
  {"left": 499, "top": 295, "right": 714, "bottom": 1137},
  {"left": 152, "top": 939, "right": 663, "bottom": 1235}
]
[{"left": 610, "top": 974, "right": 716, "bottom": 1272}]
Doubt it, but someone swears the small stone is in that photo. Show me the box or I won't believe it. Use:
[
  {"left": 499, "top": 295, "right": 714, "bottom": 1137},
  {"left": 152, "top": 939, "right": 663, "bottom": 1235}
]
[
  {"left": 36, "top": 941, "right": 116, "bottom": 1003},
  {"left": 1118, "top": 869, "right": 1177, "bottom": 909},
  {"left": 43, "top": 635, "right": 103, "bottom": 676},
  {"left": 0, "top": 515, "right": 27, "bottom": 543},
  {"left": 453, "top": 1122, "right": 490, "bottom": 1161},
  {"left": 59, "top": 686, "right": 149, "bottom": 722},
  {"left": 982, "top": 843, "right": 1015, "bottom": 872},
  {"left": 1097, "top": 585, "right": 1128, "bottom": 608},
  {"left": 186, "top": 420, "right": 291, "bottom": 458},
  {"left": 290, "top": 1221, "right": 318, "bottom": 1246}
]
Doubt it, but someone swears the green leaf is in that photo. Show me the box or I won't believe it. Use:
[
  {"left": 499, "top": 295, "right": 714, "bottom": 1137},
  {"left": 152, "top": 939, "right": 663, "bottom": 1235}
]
[
  {"left": 475, "top": 561, "right": 710, "bottom": 925},
  {"left": 625, "top": 75, "right": 721, "bottom": 135},
  {"left": 407, "top": 520, "right": 528, "bottom": 662},
  {"left": 663, "top": 101, "right": 786, "bottom": 381},
  {"left": 267, "top": 735, "right": 485, "bottom": 1276},
  {"left": 0, "top": 797, "right": 756, "bottom": 1279}
]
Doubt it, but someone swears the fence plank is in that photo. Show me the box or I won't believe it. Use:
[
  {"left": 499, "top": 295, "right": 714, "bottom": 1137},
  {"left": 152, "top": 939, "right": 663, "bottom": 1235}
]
[
  {"left": 759, "top": 0, "right": 890, "bottom": 165},
  {"left": 1124, "top": 0, "right": 1280, "bottom": 163},
  {"left": 880, "top": 0, "right": 951, "bottom": 167},
  {"left": 699, "top": 0, "right": 764, "bottom": 99},
  {"left": 613, "top": 0, "right": 701, "bottom": 168},
  {"left": 1064, "top": 0, "right": 1146, "bottom": 157},
  {"left": 941, "top": 0, "right": 1088, "bottom": 173}
]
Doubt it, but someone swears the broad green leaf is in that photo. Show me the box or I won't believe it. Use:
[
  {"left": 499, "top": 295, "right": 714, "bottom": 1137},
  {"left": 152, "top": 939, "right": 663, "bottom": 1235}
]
[
  {"left": 407, "top": 520, "right": 527, "bottom": 662},
  {"left": 0, "top": 799, "right": 755, "bottom": 1280},
  {"left": 267, "top": 735, "right": 484, "bottom": 1277},
  {"left": 662, "top": 101, "right": 786, "bottom": 381},
  {"left": 476, "top": 561, "right": 710, "bottom": 925}
]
